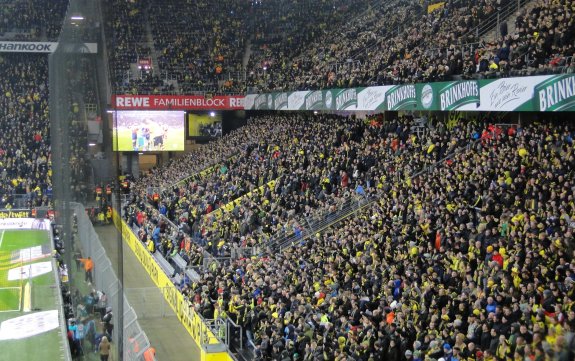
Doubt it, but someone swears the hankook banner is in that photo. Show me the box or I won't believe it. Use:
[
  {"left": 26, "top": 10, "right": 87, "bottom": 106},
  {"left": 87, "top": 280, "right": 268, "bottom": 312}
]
[{"left": 0, "top": 41, "right": 97, "bottom": 53}]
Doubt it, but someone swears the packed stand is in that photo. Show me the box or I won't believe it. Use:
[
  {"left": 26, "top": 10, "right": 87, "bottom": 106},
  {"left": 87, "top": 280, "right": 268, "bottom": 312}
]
[
  {"left": 469, "top": 0, "right": 575, "bottom": 78},
  {"left": 126, "top": 114, "right": 462, "bottom": 260},
  {"left": 247, "top": 0, "right": 575, "bottom": 91},
  {"left": 0, "top": 54, "right": 52, "bottom": 208},
  {"left": 105, "top": 0, "right": 149, "bottom": 93},
  {"left": 128, "top": 114, "right": 373, "bottom": 258},
  {"left": 246, "top": 0, "right": 371, "bottom": 91},
  {"left": 183, "top": 119, "right": 575, "bottom": 360},
  {"left": 125, "top": 113, "right": 484, "bottom": 275},
  {"left": 246, "top": 0, "right": 420, "bottom": 91},
  {"left": 0, "top": 0, "right": 76, "bottom": 209},
  {"left": 148, "top": 0, "right": 249, "bottom": 94},
  {"left": 0, "top": 0, "right": 67, "bottom": 41},
  {"left": 107, "top": 0, "right": 575, "bottom": 94},
  {"left": 131, "top": 119, "right": 281, "bottom": 191},
  {"left": 247, "top": 0, "right": 504, "bottom": 90},
  {"left": 123, "top": 73, "right": 176, "bottom": 95}
]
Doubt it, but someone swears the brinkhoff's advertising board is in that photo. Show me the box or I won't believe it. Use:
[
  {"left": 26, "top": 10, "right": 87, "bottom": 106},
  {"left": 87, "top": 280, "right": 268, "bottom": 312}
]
[{"left": 244, "top": 74, "right": 575, "bottom": 112}]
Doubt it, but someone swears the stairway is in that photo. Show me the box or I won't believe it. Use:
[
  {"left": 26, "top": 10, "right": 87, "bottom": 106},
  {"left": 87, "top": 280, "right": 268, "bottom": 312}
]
[
  {"left": 242, "top": 38, "right": 252, "bottom": 70},
  {"left": 144, "top": 20, "right": 161, "bottom": 74},
  {"left": 482, "top": 0, "right": 538, "bottom": 43}
]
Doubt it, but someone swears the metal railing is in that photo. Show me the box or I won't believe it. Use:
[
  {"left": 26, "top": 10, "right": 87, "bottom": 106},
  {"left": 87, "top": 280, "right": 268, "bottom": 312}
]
[
  {"left": 268, "top": 193, "right": 371, "bottom": 251},
  {"left": 462, "top": 0, "right": 530, "bottom": 41},
  {"left": 118, "top": 209, "right": 236, "bottom": 358},
  {"left": 72, "top": 202, "right": 154, "bottom": 361},
  {"left": 225, "top": 318, "right": 248, "bottom": 358},
  {"left": 230, "top": 246, "right": 262, "bottom": 259},
  {"left": 162, "top": 153, "right": 237, "bottom": 196}
]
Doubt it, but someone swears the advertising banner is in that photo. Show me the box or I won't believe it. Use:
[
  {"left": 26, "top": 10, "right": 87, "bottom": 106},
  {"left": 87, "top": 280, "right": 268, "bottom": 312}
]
[
  {"left": 245, "top": 86, "right": 391, "bottom": 111},
  {"left": 112, "top": 95, "right": 245, "bottom": 110},
  {"left": 0, "top": 210, "right": 32, "bottom": 220},
  {"left": 385, "top": 84, "right": 417, "bottom": 110},
  {"left": 417, "top": 81, "right": 480, "bottom": 111},
  {"left": 245, "top": 74, "right": 575, "bottom": 112},
  {"left": 0, "top": 41, "right": 97, "bottom": 53},
  {"left": 456, "top": 75, "right": 552, "bottom": 111},
  {"left": 532, "top": 74, "right": 575, "bottom": 111},
  {"left": 0, "top": 42, "right": 57, "bottom": 53}
]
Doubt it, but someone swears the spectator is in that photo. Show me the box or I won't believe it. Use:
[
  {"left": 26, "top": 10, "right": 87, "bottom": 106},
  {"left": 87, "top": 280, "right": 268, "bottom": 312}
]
[
  {"left": 77, "top": 257, "right": 94, "bottom": 284},
  {"left": 99, "top": 336, "right": 111, "bottom": 361}
]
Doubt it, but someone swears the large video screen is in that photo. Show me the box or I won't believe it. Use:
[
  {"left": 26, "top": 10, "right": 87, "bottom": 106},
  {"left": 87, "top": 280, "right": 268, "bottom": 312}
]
[
  {"left": 187, "top": 112, "right": 222, "bottom": 139},
  {"left": 113, "top": 110, "right": 185, "bottom": 151}
]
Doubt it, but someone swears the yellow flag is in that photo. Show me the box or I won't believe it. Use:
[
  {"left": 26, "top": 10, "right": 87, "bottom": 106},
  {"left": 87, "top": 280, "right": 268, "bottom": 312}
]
[{"left": 427, "top": 2, "right": 445, "bottom": 13}]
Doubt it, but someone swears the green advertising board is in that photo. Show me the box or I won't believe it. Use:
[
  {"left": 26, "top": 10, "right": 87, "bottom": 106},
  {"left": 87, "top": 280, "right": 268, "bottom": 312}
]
[{"left": 244, "top": 74, "right": 575, "bottom": 112}]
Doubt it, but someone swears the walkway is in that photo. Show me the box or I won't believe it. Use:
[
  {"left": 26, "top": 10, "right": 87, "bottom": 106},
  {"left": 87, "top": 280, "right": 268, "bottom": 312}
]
[{"left": 94, "top": 225, "right": 200, "bottom": 361}]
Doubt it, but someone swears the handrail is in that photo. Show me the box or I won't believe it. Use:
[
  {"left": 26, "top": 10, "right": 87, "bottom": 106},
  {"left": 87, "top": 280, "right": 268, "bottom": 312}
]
[
  {"left": 277, "top": 194, "right": 371, "bottom": 252},
  {"left": 461, "top": 0, "right": 529, "bottom": 42},
  {"left": 155, "top": 209, "right": 223, "bottom": 268},
  {"left": 162, "top": 153, "right": 237, "bottom": 196}
]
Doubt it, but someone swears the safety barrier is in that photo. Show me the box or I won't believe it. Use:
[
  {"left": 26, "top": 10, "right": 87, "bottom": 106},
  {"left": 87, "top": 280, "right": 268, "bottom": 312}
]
[
  {"left": 205, "top": 179, "right": 277, "bottom": 220},
  {"left": 112, "top": 209, "right": 234, "bottom": 361}
]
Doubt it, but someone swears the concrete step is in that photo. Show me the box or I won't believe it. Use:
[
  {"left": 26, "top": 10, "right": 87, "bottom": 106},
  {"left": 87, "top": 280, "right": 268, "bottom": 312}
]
[
  {"left": 483, "top": 0, "right": 539, "bottom": 43},
  {"left": 242, "top": 39, "right": 252, "bottom": 69}
]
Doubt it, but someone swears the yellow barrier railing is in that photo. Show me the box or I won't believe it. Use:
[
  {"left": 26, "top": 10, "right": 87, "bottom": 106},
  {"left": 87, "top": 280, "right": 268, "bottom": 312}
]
[
  {"left": 206, "top": 179, "right": 277, "bottom": 220},
  {"left": 112, "top": 210, "right": 233, "bottom": 361},
  {"left": 173, "top": 164, "right": 219, "bottom": 189}
]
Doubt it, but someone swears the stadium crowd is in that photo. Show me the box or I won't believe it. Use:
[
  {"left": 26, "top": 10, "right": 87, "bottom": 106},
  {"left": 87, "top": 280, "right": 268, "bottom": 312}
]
[
  {"left": 105, "top": 0, "right": 149, "bottom": 93},
  {"left": 246, "top": 0, "right": 371, "bottom": 90},
  {"left": 248, "top": 0, "right": 575, "bottom": 91},
  {"left": 0, "top": 54, "right": 52, "bottom": 208},
  {"left": 149, "top": 0, "right": 249, "bottom": 94},
  {"left": 0, "top": 0, "right": 68, "bottom": 40},
  {"left": 105, "top": 0, "right": 575, "bottom": 94},
  {"left": 0, "top": 0, "right": 73, "bottom": 209},
  {"left": 123, "top": 113, "right": 575, "bottom": 360},
  {"left": 0, "top": 0, "right": 95, "bottom": 206},
  {"left": 127, "top": 113, "right": 477, "bottom": 258}
]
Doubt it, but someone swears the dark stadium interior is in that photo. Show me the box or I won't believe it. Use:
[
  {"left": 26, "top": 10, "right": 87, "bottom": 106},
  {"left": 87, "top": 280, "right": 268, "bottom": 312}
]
[{"left": 0, "top": 0, "right": 575, "bottom": 360}]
